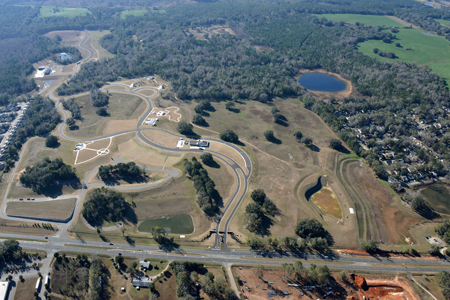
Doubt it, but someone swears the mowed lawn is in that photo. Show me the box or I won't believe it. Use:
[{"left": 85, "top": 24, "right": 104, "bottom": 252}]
[
  {"left": 120, "top": 9, "right": 146, "bottom": 19},
  {"left": 38, "top": 6, "right": 90, "bottom": 18},
  {"left": 313, "top": 14, "right": 402, "bottom": 27},
  {"left": 66, "top": 92, "right": 145, "bottom": 138},
  {"left": 435, "top": 18, "right": 450, "bottom": 26}
]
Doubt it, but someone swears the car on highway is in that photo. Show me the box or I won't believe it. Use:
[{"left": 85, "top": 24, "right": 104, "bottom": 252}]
[
  {"left": 109, "top": 242, "right": 113, "bottom": 245},
  {"left": 31, "top": 198, "right": 35, "bottom": 200},
  {"left": 44, "top": 236, "right": 48, "bottom": 239},
  {"left": 77, "top": 61, "right": 81, "bottom": 64},
  {"left": 19, "top": 198, "right": 23, "bottom": 201},
  {"left": 27, "top": 198, "right": 30, "bottom": 200}
]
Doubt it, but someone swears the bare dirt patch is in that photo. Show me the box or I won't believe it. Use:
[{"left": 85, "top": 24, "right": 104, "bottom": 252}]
[
  {"left": 14, "top": 277, "right": 39, "bottom": 300},
  {"left": 6, "top": 198, "right": 76, "bottom": 220},
  {"left": 187, "top": 25, "right": 236, "bottom": 40}
]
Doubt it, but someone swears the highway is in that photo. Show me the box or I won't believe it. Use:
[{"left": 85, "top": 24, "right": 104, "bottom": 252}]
[{"left": 0, "top": 31, "right": 448, "bottom": 300}]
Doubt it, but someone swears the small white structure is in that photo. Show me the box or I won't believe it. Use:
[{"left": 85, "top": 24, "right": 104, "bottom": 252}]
[
  {"left": 130, "top": 83, "right": 137, "bottom": 88},
  {"left": 349, "top": 208, "right": 354, "bottom": 214},
  {"left": 45, "top": 275, "right": 49, "bottom": 285},
  {"left": 35, "top": 277, "right": 41, "bottom": 290},
  {"left": 0, "top": 281, "right": 9, "bottom": 300},
  {"left": 139, "top": 261, "right": 150, "bottom": 269},
  {"left": 145, "top": 118, "right": 157, "bottom": 126},
  {"left": 132, "top": 278, "right": 153, "bottom": 288},
  {"left": 34, "top": 66, "right": 51, "bottom": 78},
  {"left": 156, "top": 111, "right": 165, "bottom": 116}
]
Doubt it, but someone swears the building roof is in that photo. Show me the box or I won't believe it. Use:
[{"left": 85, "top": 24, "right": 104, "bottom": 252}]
[
  {"left": 132, "top": 279, "right": 152, "bottom": 287},
  {"left": 139, "top": 261, "right": 150, "bottom": 268},
  {"left": 0, "top": 281, "right": 9, "bottom": 300}
]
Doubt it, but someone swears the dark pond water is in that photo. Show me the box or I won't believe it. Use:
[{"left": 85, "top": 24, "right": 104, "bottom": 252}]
[{"left": 298, "top": 72, "right": 347, "bottom": 92}]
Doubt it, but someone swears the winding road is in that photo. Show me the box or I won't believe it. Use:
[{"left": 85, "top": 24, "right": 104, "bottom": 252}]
[{"left": 0, "top": 30, "right": 448, "bottom": 300}]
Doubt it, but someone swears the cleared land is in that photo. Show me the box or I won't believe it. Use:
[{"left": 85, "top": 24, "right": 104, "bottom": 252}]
[
  {"left": 411, "top": 275, "right": 446, "bottom": 300},
  {"left": 89, "top": 30, "right": 115, "bottom": 60},
  {"left": 313, "top": 14, "right": 403, "bottom": 27},
  {"left": 65, "top": 92, "right": 145, "bottom": 138},
  {"left": 6, "top": 198, "right": 76, "bottom": 220},
  {"left": 103, "top": 119, "right": 138, "bottom": 135},
  {"left": 44, "top": 30, "right": 82, "bottom": 44},
  {"left": 120, "top": 9, "right": 146, "bottom": 19},
  {"left": 38, "top": 6, "right": 90, "bottom": 18},
  {"left": 14, "top": 277, "right": 39, "bottom": 300},
  {"left": 187, "top": 25, "right": 237, "bottom": 40},
  {"left": 420, "top": 184, "right": 450, "bottom": 215},
  {"left": 310, "top": 186, "right": 342, "bottom": 219}
]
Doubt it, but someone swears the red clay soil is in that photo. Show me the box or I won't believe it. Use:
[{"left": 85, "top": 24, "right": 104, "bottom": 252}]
[
  {"left": 337, "top": 249, "right": 441, "bottom": 261},
  {"left": 351, "top": 274, "right": 420, "bottom": 300}
]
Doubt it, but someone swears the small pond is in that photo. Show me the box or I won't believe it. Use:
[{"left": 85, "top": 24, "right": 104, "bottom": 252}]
[
  {"left": 421, "top": 184, "right": 450, "bottom": 215},
  {"left": 60, "top": 53, "right": 72, "bottom": 60},
  {"left": 298, "top": 72, "right": 347, "bottom": 92},
  {"left": 138, "top": 214, "right": 194, "bottom": 234}
]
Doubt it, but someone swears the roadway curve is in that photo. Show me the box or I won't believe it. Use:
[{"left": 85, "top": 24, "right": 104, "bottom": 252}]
[{"left": 5, "top": 30, "right": 253, "bottom": 253}]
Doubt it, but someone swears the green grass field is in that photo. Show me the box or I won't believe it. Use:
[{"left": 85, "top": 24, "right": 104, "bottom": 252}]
[
  {"left": 120, "top": 9, "right": 146, "bottom": 19},
  {"left": 313, "top": 14, "right": 402, "bottom": 27},
  {"left": 435, "top": 18, "right": 450, "bottom": 26},
  {"left": 356, "top": 28, "right": 450, "bottom": 82},
  {"left": 138, "top": 215, "right": 194, "bottom": 234},
  {"left": 89, "top": 30, "right": 115, "bottom": 59},
  {"left": 38, "top": 6, "right": 91, "bottom": 18}
]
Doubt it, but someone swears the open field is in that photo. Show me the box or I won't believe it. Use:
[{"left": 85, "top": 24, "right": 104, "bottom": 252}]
[
  {"left": 120, "top": 9, "right": 146, "bottom": 19},
  {"left": 435, "top": 18, "right": 450, "bottom": 26},
  {"left": 186, "top": 25, "right": 237, "bottom": 40},
  {"left": 14, "top": 277, "right": 39, "bottom": 300},
  {"left": 44, "top": 30, "right": 83, "bottom": 45},
  {"left": 154, "top": 267, "right": 177, "bottom": 300},
  {"left": 411, "top": 275, "right": 446, "bottom": 300},
  {"left": 356, "top": 28, "right": 450, "bottom": 81},
  {"left": 65, "top": 92, "right": 145, "bottom": 138},
  {"left": 313, "top": 14, "right": 403, "bottom": 27},
  {"left": 103, "top": 119, "right": 138, "bottom": 135},
  {"left": 420, "top": 184, "right": 450, "bottom": 215},
  {"left": 138, "top": 214, "right": 194, "bottom": 234},
  {"left": 38, "top": 6, "right": 90, "bottom": 18},
  {"left": 310, "top": 186, "right": 342, "bottom": 219},
  {"left": 88, "top": 30, "right": 115, "bottom": 60},
  {"left": 407, "top": 221, "right": 444, "bottom": 252},
  {"left": 6, "top": 198, "right": 76, "bottom": 220},
  {"left": 337, "top": 155, "right": 420, "bottom": 244}
]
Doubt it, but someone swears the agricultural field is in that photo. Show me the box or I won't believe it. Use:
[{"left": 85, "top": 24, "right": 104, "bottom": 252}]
[
  {"left": 120, "top": 9, "right": 146, "bottom": 19},
  {"left": 313, "top": 14, "right": 403, "bottom": 27},
  {"left": 88, "top": 30, "right": 115, "bottom": 60},
  {"left": 420, "top": 184, "right": 450, "bottom": 215},
  {"left": 38, "top": 6, "right": 91, "bottom": 18},
  {"left": 6, "top": 198, "right": 76, "bottom": 221},
  {"left": 64, "top": 92, "right": 146, "bottom": 138},
  {"left": 435, "top": 18, "right": 450, "bottom": 26}
]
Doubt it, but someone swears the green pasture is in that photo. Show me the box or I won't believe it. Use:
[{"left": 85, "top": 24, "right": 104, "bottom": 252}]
[
  {"left": 120, "top": 9, "right": 146, "bottom": 19},
  {"left": 356, "top": 28, "right": 450, "bottom": 82},
  {"left": 421, "top": 185, "right": 450, "bottom": 215},
  {"left": 138, "top": 215, "right": 194, "bottom": 234},
  {"left": 38, "top": 6, "right": 90, "bottom": 18},
  {"left": 313, "top": 14, "right": 402, "bottom": 27},
  {"left": 435, "top": 18, "right": 450, "bottom": 26}
]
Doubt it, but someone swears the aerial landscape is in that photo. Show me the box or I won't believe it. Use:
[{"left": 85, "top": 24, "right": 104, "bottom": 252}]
[{"left": 1, "top": 0, "right": 450, "bottom": 299}]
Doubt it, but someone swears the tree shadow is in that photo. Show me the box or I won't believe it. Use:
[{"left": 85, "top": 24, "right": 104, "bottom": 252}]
[
  {"left": 275, "top": 119, "right": 289, "bottom": 127},
  {"left": 267, "top": 137, "right": 282, "bottom": 145},
  {"left": 234, "top": 140, "right": 246, "bottom": 147},
  {"left": 203, "top": 160, "right": 220, "bottom": 169},
  {"left": 201, "top": 111, "right": 210, "bottom": 117},
  {"left": 228, "top": 108, "right": 241, "bottom": 113},
  {"left": 33, "top": 178, "right": 82, "bottom": 197},
  {"left": 307, "top": 144, "right": 320, "bottom": 152},
  {"left": 69, "top": 125, "right": 79, "bottom": 131},
  {"left": 335, "top": 146, "right": 350, "bottom": 154},
  {"left": 101, "top": 174, "right": 149, "bottom": 186}
]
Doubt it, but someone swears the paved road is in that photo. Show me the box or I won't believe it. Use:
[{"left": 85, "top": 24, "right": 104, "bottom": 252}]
[{"left": 1, "top": 31, "right": 449, "bottom": 300}]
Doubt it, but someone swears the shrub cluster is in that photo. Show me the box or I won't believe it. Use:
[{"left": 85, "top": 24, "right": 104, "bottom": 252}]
[
  {"left": 61, "top": 98, "right": 81, "bottom": 120},
  {"left": 82, "top": 187, "right": 127, "bottom": 227},
  {"left": 90, "top": 89, "right": 109, "bottom": 107},
  {"left": 184, "top": 157, "right": 218, "bottom": 215},
  {"left": 19, "top": 157, "right": 77, "bottom": 192},
  {"left": 245, "top": 189, "right": 276, "bottom": 234},
  {"left": 98, "top": 162, "right": 145, "bottom": 181}
]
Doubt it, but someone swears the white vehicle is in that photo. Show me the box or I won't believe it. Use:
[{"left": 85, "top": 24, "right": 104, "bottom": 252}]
[{"left": 35, "top": 277, "right": 41, "bottom": 290}]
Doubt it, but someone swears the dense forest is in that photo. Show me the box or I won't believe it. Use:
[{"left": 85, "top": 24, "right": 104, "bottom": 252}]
[{"left": 82, "top": 187, "right": 127, "bottom": 227}]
